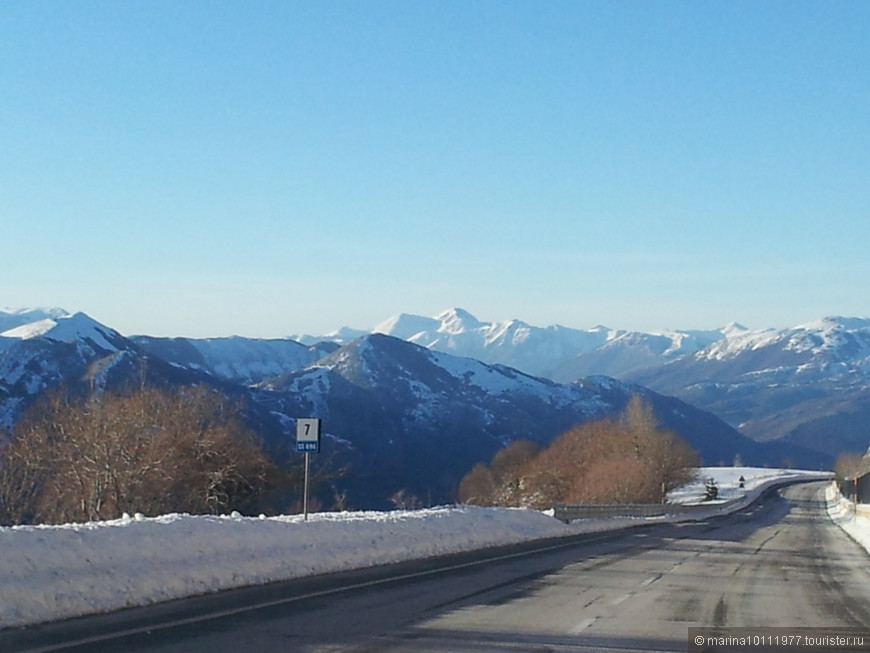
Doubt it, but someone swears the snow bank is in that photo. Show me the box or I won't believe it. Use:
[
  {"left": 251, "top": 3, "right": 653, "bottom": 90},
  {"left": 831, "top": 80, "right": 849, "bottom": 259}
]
[
  {"left": 825, "top": 482, "right": 870, "bottom": 555},
  {"left": 0, "top": 507, "right": 617, "bottom": 630},
  {"left": 0, "top": 467, "right": 828, "bottom": 630},
  {"left": 668, "top": 466, "right": 828, "bottom": 504}
]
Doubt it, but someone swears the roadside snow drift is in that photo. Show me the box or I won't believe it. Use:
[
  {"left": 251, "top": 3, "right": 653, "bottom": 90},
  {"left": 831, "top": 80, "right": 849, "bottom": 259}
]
[
  {"left": 826, "top": 483, "right": 870, "bottom": 556},
  {"left": 0, "top": 468, "right": 830, "bottom": 630}
]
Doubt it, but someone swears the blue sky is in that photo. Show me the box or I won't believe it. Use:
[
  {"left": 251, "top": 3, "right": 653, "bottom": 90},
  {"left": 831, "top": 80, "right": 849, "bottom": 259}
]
[{"left": 3, "top": 2, "right": 868, "bottom": 338}]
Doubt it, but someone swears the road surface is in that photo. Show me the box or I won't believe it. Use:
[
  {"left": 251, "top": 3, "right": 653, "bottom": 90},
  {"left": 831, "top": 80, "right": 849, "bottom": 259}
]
[{"left": 4, "top": 481, "right": 870, "bottom": 652}]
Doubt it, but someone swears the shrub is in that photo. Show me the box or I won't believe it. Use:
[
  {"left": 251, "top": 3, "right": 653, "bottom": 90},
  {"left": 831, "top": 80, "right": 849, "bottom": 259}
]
[{"left": 458, "top": 395, "right": 699, "bottom": 509}]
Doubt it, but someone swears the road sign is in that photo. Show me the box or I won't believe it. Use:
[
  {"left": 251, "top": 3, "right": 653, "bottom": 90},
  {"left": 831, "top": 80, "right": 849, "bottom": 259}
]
[
  {"left": 296, "top": 418, "right": 321, "bottom": 453},
  {"left": 296, "top": 418, "right": 321, "bottom": 521}
]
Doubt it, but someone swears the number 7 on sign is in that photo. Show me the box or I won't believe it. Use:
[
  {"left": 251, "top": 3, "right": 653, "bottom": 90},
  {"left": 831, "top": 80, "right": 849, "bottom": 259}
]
[{"left": 296, "top": 418, "right": 321, "bottom": 453}]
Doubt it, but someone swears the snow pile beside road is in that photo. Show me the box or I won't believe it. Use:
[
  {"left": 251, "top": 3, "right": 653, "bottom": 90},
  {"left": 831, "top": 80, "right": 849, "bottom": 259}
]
[
  {"left": 825, "top": 483, "right": 870, "bottom": 555},
  {"left": 0, "top": 467, "right": 827, "bottom": 630},
  {"left": 0, "top": 507, "right": 627, "bottom": 630},
  {"left": 668, "top": 466, "right": 827, "bottom": 504}
]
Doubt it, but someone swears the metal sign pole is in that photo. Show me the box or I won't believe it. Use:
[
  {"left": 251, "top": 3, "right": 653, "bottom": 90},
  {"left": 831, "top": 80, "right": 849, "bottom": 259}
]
[
  {"left": 296, "top": 418, "right": 321, "bottom": 523},
  {"left": 303, "top": 451, "right": 310, "bottom": 521}
]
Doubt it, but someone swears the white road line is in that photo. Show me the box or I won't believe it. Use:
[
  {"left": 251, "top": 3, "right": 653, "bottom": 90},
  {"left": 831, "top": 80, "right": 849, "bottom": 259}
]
[
  {"left": 611, "top": 592, "right": 632, "bottom": 606},
  {"left": 568, "top": 617, "right": 597, "bottom": 634},
  {"left": 640, "top": 573, "right": 662, "bottom": 586}
]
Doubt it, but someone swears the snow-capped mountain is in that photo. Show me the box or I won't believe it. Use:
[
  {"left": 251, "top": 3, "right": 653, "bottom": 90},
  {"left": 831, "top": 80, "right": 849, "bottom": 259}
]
[
  {"left": 320, "top": 308, "right": 620, "bottom": 378},
  {"left": 0, "top": 312, "right": 141, "bottom": 429},
  {"left": 0, "top": 309, "right": 870, "bottom": 501},
  {"left": 629, "top": 316, "right": 870, "bottom": 456},
  {"left": 304, "top": 308, "right": 742, "bottom": 380},
  {"left": 0, "top": 307, "right": 70, "bottom": 334},
  {"left": 256, "top": 333, "right": 797, "bottom": 508},
  {"left": 0, "top": 307, "right": 833, "bottom": 508},
  {"left": 295, "top": 308, "right": 870, "bottom": 460},
  {"left": 692, "top": 316, "right": 870, "bottom": 371},
  {"left": 132, "top": 335, "right": 338, "bottom": 385},
  {"left": 0, "top": 311, "right": 275, "bottom": 430},
  {"left": 550, "top": 324, "right": 745, "bottom": 381},
  {"left": 289, "top": 326, "right": 369, "bottom": 347},
  {"left": 1, "top": 311, "right": 130, "bottom": 352}
]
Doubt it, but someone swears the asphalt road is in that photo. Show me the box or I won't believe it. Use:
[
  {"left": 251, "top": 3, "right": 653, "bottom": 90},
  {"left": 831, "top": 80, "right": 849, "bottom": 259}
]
[{"left": 4, "top": 481, "right": 870, "bottom": 653}]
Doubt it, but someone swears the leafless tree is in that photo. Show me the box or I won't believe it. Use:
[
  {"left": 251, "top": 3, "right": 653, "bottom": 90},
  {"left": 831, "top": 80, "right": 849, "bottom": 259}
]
[
  {"left": 0, "top": 386, "right": 277, "bottom": 525},
  {"left": 457, "top": 463, "right": 497, "bottom": 506},
  {"left": 457, "top": 395, "right": 698, "bottom": 509}
]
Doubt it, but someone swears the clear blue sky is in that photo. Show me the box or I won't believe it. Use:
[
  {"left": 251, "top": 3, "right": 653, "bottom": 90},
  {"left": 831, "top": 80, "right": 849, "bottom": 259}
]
[{"left": 3, "top": 1, "right": 868, "bottom": 338}]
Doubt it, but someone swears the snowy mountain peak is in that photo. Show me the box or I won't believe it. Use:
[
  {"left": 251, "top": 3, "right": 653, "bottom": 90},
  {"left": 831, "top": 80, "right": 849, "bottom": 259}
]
[
  {"left": 435, "top": 308, "right": 483, "bottom": 334},
  {"left": 0, "top": 307, "right": 70, "bottom": 333},
  {"left": 1, "top": 312, "right": 125, "bottom": 353},
  {"left": 289, "top": 326, "right": 367, "bottom": 347},
  {"left": 322, "top": 326, "right": 369, "bottom": 343},
  {"left": 796, "top": 316, "right": 870, "bottom": 333},
  {"left": 373, "top": 313, "right": 440, "bottom": 340},
  {"left": 1, "top": 318, "right": 57, "bottom": 340},
  {"left": 722, "top": 322, "right": 749, "bottom": 336}
]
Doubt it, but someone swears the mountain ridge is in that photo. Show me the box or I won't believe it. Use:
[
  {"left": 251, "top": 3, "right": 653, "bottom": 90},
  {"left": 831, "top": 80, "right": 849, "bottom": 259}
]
[
  {"left": 298, "top": 309, "right": 870, "bottom": 458},
  {"left": 3, "top": 306, "right": 868, "bottom": 464},
  {"left": 255, "top": 332, "right": 805, "bottom": 506},
  {"left": 0, "top": 308, "right": 815, "bottom": 508}
]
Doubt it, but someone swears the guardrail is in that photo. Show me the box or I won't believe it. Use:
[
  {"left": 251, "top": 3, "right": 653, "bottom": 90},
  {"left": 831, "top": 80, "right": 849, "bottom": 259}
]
[
  {"left": 552, "top": 500, "right": 738, "bottom": 523},
  {"left": 553, "top": 474, "right": 833, "bottom": 523}
]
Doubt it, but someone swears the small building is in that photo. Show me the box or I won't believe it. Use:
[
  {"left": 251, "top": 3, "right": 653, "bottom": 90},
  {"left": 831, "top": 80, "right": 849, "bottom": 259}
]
[{"left": 838, "top": 451, "right": 870, "bottom": 504}]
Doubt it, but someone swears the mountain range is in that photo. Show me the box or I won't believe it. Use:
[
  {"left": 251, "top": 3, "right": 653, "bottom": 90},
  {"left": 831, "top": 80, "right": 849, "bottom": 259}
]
[
  {"left": 307, "top": 308, "right": 870, "bottom": 459},
  {"left": 2, "top": 306, "right": 862, "bottom": 507}
]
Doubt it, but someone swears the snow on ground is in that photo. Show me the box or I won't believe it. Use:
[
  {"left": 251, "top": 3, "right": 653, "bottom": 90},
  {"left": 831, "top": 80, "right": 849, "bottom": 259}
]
[
  {"left": 825, "top": 482, "right": 870, "bottom": 556},
  {"left": 0, "top": 467, "right": 830, "bottom": 630},
  {"left": 666, "top": 465, "right": 822, "bottom": 504}
]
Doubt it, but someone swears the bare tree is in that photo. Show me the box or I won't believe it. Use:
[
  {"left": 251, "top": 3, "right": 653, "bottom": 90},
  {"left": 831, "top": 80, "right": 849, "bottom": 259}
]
[
  {"left": 0, "top": 386, "right": 277, "bottom": 525},
  {"left": 456, "top": 395, "right": 699, "bottom": 509},
  {"left": 458, "top": 463, "right": 497, "bottom": 507}
]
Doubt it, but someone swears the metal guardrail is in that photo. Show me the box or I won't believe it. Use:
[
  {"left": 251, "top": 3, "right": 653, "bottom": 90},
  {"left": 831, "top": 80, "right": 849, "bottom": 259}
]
[
  {"left": 552, "top": 500, "right": 735, "bottom": 523},
  {"left": 553, "top": 475, "right": 832, "bottom": 523}
]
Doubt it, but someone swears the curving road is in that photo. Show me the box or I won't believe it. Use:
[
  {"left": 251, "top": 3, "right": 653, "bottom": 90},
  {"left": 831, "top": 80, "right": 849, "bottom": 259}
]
[{"left": 4, "top": 482, "right": 870, "bottom": 652}]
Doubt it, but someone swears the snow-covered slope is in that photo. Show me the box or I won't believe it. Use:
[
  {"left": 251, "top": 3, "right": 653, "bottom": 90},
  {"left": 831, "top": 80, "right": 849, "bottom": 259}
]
[
  {"left": 290, "top": 326, "right": 369, "bottom": 347},
  {"left": 3, "top": 310, "right": 772, "bottom": 512},
  {"left": 327, "top": 308, "right": 620, "bottom": 378},
  {"left": 132, "top": 335, "right": 337, "bottom": 385},
  {"left": 0, "top": 312, "right": 143, "bottom": 428},
  {"left": 630, "top": 316, "right": 870, "bottom": 455},
  {"left": 2, "top": 306, "right": 862, "bottom": 487},
  {"left": 0, "top": 312, "right": 260, "bottom": 433},
  {"left": 0, "top": 307, "right": 69, "bottom": 333},
  {"left": 0, "top": 467, "right": 829, "bottom": 630},
  {"left": 2, "top": 311, "right": 129, "bottom": 353},
  {"left": 694, "top": 316, "right": 870, "bottom": 372},
  {"left": 307, "top": 308, "right": 745, "bottom": 380},
  {"left": 551, "top": 326, "right": 738, "bottom": 381},
  {"left": 257, "top": 333, "right": 807, "bottom": 508},
  {"left": 284, "top": 309, "right": 870, "bottom": 460}
]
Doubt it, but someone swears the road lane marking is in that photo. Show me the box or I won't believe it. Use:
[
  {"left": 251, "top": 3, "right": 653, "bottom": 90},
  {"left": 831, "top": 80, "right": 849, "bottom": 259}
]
[
  {"left": 568, "top": 617, "right": 597, "bottom": 634},
  {"left": 582, "top": 595, "right": 601, "bottom": 608},
  {"left": 611, "top": 592, "right": 632, "bottom": 606},
  {"left": 640, "top": 573, "right": 662, "bottom": 586}
]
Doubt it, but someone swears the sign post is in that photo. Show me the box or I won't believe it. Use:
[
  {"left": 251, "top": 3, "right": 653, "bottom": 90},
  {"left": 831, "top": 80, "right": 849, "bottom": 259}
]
[{"left": 296, "top": 418, "right": 321, "bottom": 521}]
